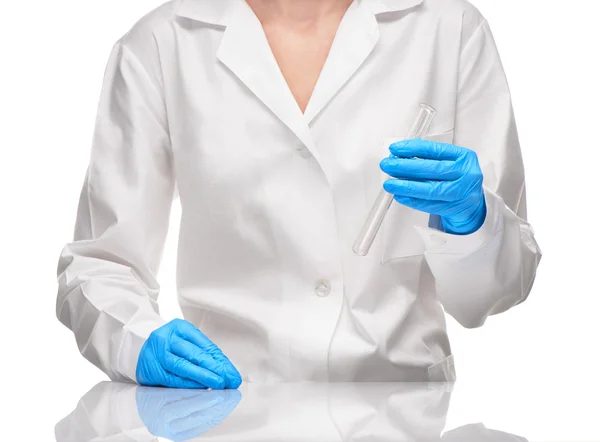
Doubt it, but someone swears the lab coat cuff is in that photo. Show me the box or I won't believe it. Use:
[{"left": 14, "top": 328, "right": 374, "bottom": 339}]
[
  {"left": 415, "top": 188, "right": 504, "bottom": 256},
  {"left": 116, "top": 317, "right": 167, "bottom": 383}
]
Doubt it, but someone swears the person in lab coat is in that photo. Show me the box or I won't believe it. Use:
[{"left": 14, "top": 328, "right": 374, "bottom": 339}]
[{"left": 56, "top": 0, "right": 541, "bottom": 388}]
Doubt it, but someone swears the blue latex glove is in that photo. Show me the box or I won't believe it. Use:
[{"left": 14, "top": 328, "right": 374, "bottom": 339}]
[
  {"left": 136, "top": 386, "right": 241, "bottom": 442},
  {"left": 136, "top": 319, "right": 242, "bottom": 389},
  {"left": 380, "top": 138, "right": 487, "bottom": 235}
]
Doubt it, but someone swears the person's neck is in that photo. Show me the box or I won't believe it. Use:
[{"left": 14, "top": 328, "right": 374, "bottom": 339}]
[{"left": 246, "top": 0, "right": 354, "bottom": 30}]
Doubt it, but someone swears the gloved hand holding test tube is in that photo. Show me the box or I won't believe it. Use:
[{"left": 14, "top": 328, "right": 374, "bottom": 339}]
[{"left": 353, "top": 104, "right": 436, "bottom": 256}]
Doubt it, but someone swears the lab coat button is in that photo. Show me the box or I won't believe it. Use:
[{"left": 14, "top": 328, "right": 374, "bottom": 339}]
[
  {"left": 314, "top": 279, "right": 331, "bottom": 297},
  {"left": 297, "top": 147, "right": 311, "bottom": 158}
]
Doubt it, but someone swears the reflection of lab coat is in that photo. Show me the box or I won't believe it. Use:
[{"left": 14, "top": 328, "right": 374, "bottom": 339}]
[
  {"left": 56, "top": 0, "right": 541, "bottom": 383},
  {"left": 55, "top": 382, "right": 528, "bottom": 442}
]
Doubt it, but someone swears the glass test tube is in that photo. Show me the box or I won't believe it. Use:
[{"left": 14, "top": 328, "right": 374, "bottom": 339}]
[{"left": 352, "top": 104, "right": 436, "bottom": 256}]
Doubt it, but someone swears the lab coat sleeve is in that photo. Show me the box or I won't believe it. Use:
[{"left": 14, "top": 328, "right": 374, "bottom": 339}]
[
  {"left": 415, "top": 18, "right": 542, "bottom": 329},
  {"left": 56, "top": 38, "right": 173, "bottom": 382}
]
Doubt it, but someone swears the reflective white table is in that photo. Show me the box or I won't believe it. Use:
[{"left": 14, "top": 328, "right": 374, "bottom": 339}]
[{"left": 54, "top": 382, "right": 547, "bottom": 441}]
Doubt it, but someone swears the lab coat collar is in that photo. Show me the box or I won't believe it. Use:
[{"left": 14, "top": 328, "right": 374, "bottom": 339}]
[
  {"left": 367, "top": 0, "right": 424, "bottom": 14},
  {"left": 175, "top": 0, "right": 425, "bottom": 26},
  {"left": 175, "top": 0, "right": 237, "bottom": 26}
]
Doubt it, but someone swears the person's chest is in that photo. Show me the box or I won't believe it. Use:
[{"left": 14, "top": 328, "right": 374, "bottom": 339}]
[{"left": 160, "top": 1, "right": 462, "bottom": 204}]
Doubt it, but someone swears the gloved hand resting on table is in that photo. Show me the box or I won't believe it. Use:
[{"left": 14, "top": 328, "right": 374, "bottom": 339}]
[
  {"left": 136, "top": 318, "right": 242, "bottom": 390},
  {"left": 380, "top": 138, "right": 487, "bottom": 235}
]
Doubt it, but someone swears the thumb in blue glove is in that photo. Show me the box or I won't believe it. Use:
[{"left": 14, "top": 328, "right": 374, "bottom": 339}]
[
  {"left": 380, "top": 138, "right": 487, "bottom": 235},
  {"left": 136, "top": 318, "right": 242, "bottom": 390}
]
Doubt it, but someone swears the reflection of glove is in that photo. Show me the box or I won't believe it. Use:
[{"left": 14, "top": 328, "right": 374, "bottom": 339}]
[
  {"left": 380, "top": 138, "right": 487, "bottom": 235},
  {"left": 136, "top": 387, "right": 242, "bottom": 442},
  {"left": 441, "top": 423, "right": 529, "bottom": 442},
  {"left": 136, "top": 319, "right": 242, "bottom": 389}
]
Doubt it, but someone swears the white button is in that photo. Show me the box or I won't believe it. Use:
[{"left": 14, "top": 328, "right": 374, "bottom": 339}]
[
  {"left": 297, "top": 147, "right": 311, "bottom": 158},
  {"left": 314, "top": 279, "right": 331, "bottom": 297}
]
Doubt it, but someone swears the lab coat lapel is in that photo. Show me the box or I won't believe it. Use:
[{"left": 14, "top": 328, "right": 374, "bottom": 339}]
[
  {"left": 368, "top": 0, "right": 424, "bottom": 15},
  {"left": 303, "top": 0, "right": 425, "bottom": 123},
  {"left": 175, "top": 0, "right": 233, "bottom": 26},
  {"left": 216, "top": 1, "right": 321, "bottom": 162},
  {"left": 303, "top": 1, "right": 380, "bottom": 124}
]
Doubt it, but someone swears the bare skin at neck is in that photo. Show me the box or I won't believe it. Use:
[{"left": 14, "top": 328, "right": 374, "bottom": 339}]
[
  {"left": 246, "top": 0, "right": 354, "bottom": 113},
  {"left": 246, "top": 0, "right": 354, "bottom": 29}
]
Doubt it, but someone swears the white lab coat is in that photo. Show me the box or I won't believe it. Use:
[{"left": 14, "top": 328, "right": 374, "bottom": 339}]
[{"left": 56, "top": 0, "right": 541, "bottom": 383}]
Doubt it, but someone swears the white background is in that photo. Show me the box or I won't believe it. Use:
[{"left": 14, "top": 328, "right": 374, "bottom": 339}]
[{"left": 1, "top": 0, "right": 598, "bottom": 440}]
